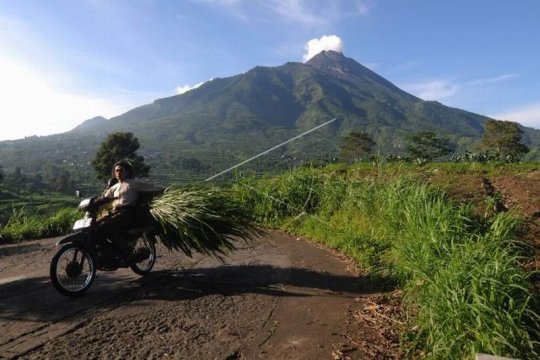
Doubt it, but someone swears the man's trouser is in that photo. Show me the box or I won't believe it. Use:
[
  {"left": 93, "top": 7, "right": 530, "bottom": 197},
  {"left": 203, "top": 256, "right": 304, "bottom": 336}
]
[{"left": 97, "top": 207, "right": 137, "bottom": 258}]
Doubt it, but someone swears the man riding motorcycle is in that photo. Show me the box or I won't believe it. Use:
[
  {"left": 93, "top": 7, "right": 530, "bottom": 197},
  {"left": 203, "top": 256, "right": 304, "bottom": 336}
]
[{"left": 97, "top": 160, "right": 164, "bottom": 265}]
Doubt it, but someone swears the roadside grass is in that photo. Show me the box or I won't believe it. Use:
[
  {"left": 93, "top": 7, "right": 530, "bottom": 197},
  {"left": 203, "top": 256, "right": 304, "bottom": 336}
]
[
  {"left": 0, "top": 187, "right": 80, "bottom": 243},
  {"left": 231, "top": 165, "right": 540, "bottom": 359},
  {"left": 0, "top": 206, "right": 79, "bottom": 244},
  {"left": 1, "top": 162, "right": 538, "bottom": 356}
]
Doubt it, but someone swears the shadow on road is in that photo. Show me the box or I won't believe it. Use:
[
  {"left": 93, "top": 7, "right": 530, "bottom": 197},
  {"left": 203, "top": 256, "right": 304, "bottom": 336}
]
[
  {"left": 129, "top": 264, "right": 395, "bottom": 304},
  {"left": 0, "top": 264, "right": 394, "bottom": 323}
]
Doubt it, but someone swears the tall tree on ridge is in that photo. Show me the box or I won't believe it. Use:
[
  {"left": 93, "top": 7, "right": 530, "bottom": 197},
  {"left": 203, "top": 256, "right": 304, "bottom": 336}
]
[
  {"left": 480, "top": 120, "right": 529, "bottom": 158},
  {"left": 405, "top": 131, "right": 452, "bottom": 162},
  {"left": 91, "top": 132, "right": 150, "bottom": 182},
  {"left": 339, "top": 131, "right": 376, "bottom": 163}
]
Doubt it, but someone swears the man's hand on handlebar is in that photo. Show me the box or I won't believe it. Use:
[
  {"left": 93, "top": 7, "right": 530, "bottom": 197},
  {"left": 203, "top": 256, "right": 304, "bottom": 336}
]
[{"left": 94, "top": 196, "right": 113, "bottom": 207}]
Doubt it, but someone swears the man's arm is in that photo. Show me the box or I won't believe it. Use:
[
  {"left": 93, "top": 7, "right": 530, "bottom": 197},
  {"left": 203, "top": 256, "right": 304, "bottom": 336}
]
[{"left": 102, "top": 182, "right": 118, "bottom": 199}]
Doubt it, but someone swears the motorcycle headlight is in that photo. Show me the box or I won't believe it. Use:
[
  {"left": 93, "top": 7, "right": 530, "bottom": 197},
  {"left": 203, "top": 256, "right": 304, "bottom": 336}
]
[{"left": 78, "top": 198, "right": 91, "bottom": 211}]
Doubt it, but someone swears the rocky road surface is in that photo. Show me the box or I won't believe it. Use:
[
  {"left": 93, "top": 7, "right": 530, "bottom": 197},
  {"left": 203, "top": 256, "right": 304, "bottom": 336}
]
[{"left": 0, "top": 232, "right": 391, "bottom": 359}]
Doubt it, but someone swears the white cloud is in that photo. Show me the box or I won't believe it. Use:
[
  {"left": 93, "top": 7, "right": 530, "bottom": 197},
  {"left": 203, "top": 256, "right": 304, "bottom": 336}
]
[
  {"left": 195, "top": 0, "right": 323, "bottom": 25},
  {"left": 401, "top": 80, "right": 458, "bottom": 101},
  {"left": 398, "top": 73, "right": 524, "bottom": 117},
  {"left": 353, "top": 0, "right": 375, "bottom": 15},
  {"left": 467, "top": 73, "right": 519, "bottom": 86},
  {"left": 175, "top": 81, "right": 206, "bottom": 95},
  {"left": 302, "top": 35, "right": 344, "bottom": 62},
  {"left": 196, "top": 0, "right": 242, "bottom": 5},
  {"left": 390, "top": 61, "right": 422, "bottom": 74},
  {"left": 0, "top": 57, "right": 133, "bottom": 141},
  {"left": 492, "top": 103, "right": 540, "bottom": 129},
  {"left": 397, "top": 76, "right": 540, "bottom": 130},
  {"left": 0, "top": 14, "right": 142, "bottom": 141},
  {"left": 194, "top": 0, "right": 373, "bottom": 25},
  {"left": 194, "top": 0, "right": 248, "bottom": 20},
  {"left": 259, "top": 0, "right": 323, "bottom": 26}
]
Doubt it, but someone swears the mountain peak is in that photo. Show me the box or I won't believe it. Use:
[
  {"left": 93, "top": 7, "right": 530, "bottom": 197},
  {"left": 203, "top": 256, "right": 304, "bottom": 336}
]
[
  {"left": 305, "top": 50, "right": 413, "bottom": 97},
  {"left": 305, "top": 50, "right": 376, "bottom": 79},
  {"left": 306, "top": 49, "right": 345, "bottom": 61},
  {"left": 305, "top": 50, "right": 347, "bottom": 68},
  {"left": 71, "top": 116, "right": 109, "bottom": 132}
]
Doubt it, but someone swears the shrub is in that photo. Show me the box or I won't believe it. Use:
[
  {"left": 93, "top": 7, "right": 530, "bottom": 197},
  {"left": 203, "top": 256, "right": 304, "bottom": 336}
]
[{"left": 0, "top": 207, "right": 78, "bottom": 243}]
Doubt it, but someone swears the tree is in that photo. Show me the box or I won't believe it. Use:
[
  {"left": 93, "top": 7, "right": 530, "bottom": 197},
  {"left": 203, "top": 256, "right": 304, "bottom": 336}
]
[
  {"left": 339, "top": 131, "right": 376, "bottom": 163},
  {"left": 6, "top": 167, "right": 27, "bottom": 194},
  {"left": 182, "top": 158, "right": 202, "bottom": 170},
  {"left": 181, "top": 158, "right": 210, "bottom": 173},
  {"left": 480, "top": 120, "right": 529, "bottom": 157},
  {"left": 405, "top": 131, "right": 452, "bottom": 162},
  {"left": 0, "top": 165, "right": 4, "bottom": 183},
  {"left": 91, "top": 132, "right": 151, "bottom": 182},
  {"left": 52, "top": 170, "right": 75, "bottom": 193},
  {"left": 28, "top": 174, "right": 45, "bottom": 193}
]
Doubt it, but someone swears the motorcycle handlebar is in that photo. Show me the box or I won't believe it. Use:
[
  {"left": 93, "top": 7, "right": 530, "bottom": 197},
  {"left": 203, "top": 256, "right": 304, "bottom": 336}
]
[{"left": 93, "top": 196, "right": 113, "bottom": 207}]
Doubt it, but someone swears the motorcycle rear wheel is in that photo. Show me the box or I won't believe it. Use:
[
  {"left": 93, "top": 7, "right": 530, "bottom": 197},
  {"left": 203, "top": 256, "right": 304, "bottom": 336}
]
[
  {"left": 129, "top": 233, "right": 157, "bottom": 276},
  {"left": 50, "top": 244, "right": 96, "bottom": 296}
]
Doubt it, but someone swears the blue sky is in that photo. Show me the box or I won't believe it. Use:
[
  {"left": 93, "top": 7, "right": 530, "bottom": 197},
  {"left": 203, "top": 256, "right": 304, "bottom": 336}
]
[{"left": 1, "top": 0, "right": 539, "bottom": 140}]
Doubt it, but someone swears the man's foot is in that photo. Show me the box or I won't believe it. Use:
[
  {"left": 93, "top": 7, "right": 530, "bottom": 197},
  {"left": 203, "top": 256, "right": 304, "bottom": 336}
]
[
  {"left": 114, "top": 255, "right": 130, "bottom": 267},
  {"left": 116, "top": 248, "right": 151, "bottom": 267},
  {"left": 129, "top": 248, "right": 151, "bottom": 263}
]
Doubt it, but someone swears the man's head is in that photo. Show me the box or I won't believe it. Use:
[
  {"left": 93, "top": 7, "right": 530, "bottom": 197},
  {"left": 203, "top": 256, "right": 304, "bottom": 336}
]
[{"left": 112, "top": 160, "right": 134, "bottom": 181}]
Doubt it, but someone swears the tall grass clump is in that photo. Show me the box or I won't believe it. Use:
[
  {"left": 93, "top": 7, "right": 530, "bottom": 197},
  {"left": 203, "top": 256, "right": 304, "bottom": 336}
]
[
  {"left": 232, "top": 168, "right": 325, "bottom": 225},
  {"left": 233, "top": 167, "right": 539, "bottom": 359},
  {"left": 0, "top": 207, "right": 79, "bottom": 243},
  {"left": 149, "top": 186, "right": 262, "bottom": 257},
  {"left": 379, "top": 182, "right": 539, "bottom": 358}
]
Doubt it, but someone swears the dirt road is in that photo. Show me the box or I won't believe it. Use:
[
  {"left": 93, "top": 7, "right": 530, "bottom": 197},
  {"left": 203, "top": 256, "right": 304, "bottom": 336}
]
[{"left": 0, "top": 232, "right": 396, "bottom": 359}]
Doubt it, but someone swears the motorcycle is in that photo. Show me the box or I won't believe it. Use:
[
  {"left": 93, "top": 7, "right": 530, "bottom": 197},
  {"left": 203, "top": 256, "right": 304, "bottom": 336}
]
[{"left": 50, "top": 193, "right": 158, "bottom": 297}]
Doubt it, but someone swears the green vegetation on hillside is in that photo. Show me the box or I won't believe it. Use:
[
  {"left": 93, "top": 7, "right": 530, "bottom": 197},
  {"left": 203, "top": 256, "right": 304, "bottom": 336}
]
[
  {"left": 0, "top": 183, "right": 80, "bottom": 244},
  {"left": 1, "top": 51, "right": 539, "bottom": 186}
]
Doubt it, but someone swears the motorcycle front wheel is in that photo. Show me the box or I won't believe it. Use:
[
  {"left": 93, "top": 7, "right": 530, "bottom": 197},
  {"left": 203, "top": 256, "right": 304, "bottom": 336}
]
[
  {"left": 50, "top": 244, "right": 96, "bottom": 296},
  {"left": 129, "top": 233, "right": 157, "bottom": 276}
]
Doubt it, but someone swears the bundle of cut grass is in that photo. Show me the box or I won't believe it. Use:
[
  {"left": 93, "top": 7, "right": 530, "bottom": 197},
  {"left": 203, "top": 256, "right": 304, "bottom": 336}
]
[{"left": 149, "top": 186, "right": 262, "bottom": 257}]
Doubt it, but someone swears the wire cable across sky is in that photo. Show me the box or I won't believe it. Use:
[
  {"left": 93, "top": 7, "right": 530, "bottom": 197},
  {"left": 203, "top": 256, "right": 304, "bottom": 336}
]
[{"left": 204, "top": 117, "right": 338, "bottom": 182}]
